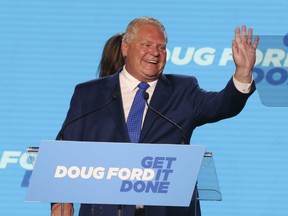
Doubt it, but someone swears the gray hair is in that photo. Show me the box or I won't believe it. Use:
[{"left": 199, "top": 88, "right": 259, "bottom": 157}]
[{"left": 123, "top": 16, "right": 167, "bottom": 44}]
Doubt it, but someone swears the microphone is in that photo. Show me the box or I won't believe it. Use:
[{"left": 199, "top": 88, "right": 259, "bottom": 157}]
[
  {"left": 56, "top": 91, "right": 120, "bottom": 140},
  {"left": 143, "top": 92, "right": 186, "bottom": 144}
]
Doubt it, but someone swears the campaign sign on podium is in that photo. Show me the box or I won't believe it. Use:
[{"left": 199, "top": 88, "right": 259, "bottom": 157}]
[{"left": 26, "top": 140, "right": 206, "bottom": 207}]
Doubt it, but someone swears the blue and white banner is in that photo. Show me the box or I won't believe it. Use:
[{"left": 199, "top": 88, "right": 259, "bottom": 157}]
[{"left": 26, "top": 141, "right": 205, "bottom": 206}]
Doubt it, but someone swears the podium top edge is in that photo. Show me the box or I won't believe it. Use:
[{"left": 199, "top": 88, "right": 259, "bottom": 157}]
[{"left": 27, "top": 145, "right": 212, "bottom": 157}]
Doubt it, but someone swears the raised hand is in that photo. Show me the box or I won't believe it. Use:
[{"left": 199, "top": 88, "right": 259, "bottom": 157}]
[{"left": 232, "top": 25, "right": 259, "bottom": 83}]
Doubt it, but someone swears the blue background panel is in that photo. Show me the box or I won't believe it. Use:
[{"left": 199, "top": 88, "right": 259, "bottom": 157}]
[{"left": 1, "top": 1, "right": 288, "bottom": 215}]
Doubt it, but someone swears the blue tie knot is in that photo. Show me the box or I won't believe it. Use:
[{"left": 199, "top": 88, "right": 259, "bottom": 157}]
[{"left": 138, "top": 82, "right": 149, "bottom": 90}]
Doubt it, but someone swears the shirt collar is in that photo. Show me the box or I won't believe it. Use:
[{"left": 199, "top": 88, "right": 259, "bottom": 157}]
[{"left": 120, "top": 65, "right": 158, "bottom": 92}]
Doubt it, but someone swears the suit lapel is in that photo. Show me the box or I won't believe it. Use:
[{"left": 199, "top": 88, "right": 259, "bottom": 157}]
[
  {"left": 105, "top": 73, "right": 130, "bottom": 142},
  {"left": 139, "top": 75, "right": 172, "bottom": 142}
]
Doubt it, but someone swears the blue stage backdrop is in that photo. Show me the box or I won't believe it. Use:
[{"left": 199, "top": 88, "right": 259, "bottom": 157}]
[{"left": 0, "top": 0, "right": 288, "bottom": 215}]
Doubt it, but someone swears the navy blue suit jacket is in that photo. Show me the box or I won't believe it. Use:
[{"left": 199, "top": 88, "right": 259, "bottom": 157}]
[{"left": 60, "top": 72, "right": 255, "bottom": 216}]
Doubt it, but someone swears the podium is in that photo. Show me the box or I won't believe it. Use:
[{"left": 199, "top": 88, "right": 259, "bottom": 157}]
[{"left": 26, "top": 141, "right": 221, "bottom": 214}]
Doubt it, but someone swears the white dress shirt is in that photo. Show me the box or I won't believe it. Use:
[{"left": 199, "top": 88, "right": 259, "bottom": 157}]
[{"left": 120, "top": 66, "right": 157, "bottom": 124}]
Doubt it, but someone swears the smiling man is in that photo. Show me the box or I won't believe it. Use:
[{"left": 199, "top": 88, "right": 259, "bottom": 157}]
[
  {"left": 121, "top": 20, "right": 167, "bottom": 82},
  {"left": 51, "top": 17, "right": 259, "bottom": 216}
]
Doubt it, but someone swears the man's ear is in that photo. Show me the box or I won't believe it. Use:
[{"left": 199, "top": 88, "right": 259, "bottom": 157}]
[{"left": 121, "top": 40, "right": 128, "bottom": 57}]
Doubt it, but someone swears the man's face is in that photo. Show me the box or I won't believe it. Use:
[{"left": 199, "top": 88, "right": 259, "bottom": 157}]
[{"left": 122, "top": 24, "right": 167, "bottom": 82}]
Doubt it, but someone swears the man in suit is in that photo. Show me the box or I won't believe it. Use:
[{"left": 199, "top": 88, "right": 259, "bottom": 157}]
[{"left": 51, "top": 17, "right": 259, "bottom": 216}]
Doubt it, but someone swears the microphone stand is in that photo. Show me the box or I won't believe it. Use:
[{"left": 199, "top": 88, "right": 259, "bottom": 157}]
[
  {"left": 56, "top": 91, "right": 120, "bottom": 140},
  {"left": 144, "top": 92, "right": 186, "bottom": 144}
]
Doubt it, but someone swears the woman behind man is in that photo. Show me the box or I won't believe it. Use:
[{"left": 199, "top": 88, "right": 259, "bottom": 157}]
[{"left": 97, "top": 32, "right": 125, "bottom": 78}]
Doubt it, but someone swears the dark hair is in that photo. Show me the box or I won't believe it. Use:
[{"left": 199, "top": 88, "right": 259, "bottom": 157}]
[{"left": 97, "top": 33, "right": 125, "bottom": 78}]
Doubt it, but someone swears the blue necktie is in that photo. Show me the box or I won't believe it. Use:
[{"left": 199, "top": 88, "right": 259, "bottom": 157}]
[{"left": 127, "top": 82, "right": 150, "bottom": 143}]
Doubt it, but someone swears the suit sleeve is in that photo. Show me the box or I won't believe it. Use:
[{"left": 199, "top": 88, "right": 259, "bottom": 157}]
[{"left": 190, "top": 77, "right": 256, "bottom": 126}]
